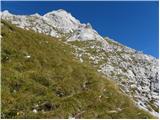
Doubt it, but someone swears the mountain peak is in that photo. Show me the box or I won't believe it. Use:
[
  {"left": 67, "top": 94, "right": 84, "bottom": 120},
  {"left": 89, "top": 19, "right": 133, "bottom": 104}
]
[
  {"left": 1, "top": 10, "right": 12, "bottom": 16},
  {"left": 55, "top": 9, "right": 70, "bottom": 14},
  {"left": 2, "top": 10, "right": 10, "bottom": 14},
  {"left": 1, "top": 9, "right": 105, "bottom": 43},
  {"left": 31, "top": 13, "right": 41, "bottom": 17},
  {"left": 44, "top": 9, "right": 69, "bottom": 15},
  {"left": 43, "top": 9, "right": 81, "bottom": 32}
]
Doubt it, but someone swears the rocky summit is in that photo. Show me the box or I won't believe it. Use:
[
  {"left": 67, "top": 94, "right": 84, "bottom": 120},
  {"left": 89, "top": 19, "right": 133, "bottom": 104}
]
[{"left": 1, "top": 9, "right": 159, "bottom": 118}]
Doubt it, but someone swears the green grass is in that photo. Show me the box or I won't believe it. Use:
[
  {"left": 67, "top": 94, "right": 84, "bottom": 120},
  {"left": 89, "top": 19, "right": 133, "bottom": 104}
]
[{"left": 1, "top": 20, "right": 155, "bottom": 119}]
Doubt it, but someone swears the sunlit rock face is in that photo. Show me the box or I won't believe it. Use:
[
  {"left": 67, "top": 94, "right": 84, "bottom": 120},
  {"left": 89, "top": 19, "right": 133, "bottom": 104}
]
[{"left": 1, "top": 9, "right": 106, "bottom": 42}]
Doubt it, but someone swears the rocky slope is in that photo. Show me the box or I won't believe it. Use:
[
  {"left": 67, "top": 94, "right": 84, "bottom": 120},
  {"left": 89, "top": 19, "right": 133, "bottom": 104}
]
[
  {"left": 1, "top": 9, "right": 159, "bottom": 117},
  {"left": 70, "top": 39, "right": 159, "bottom": 117},
  {"left": 1, "top": 20, "right": 155, "bottom": 119}
]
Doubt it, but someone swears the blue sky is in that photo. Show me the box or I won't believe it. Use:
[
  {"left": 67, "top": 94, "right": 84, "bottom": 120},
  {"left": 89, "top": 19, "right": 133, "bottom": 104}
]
[{"left": 1, "top": 1, "right": 159, "bottom": 58}]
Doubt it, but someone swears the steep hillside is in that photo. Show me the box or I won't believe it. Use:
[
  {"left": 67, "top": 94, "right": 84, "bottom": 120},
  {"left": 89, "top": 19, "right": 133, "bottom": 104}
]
[
  {"left": 70, "top": 38, "right": 159, "bottom": 116},
  {"left": 1, "top": 21, "right": 155, "bottom": 119}
]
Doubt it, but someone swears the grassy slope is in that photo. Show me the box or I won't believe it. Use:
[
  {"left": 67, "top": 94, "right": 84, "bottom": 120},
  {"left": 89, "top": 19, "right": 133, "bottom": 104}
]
[{"left": 1, "top": 21, "right": 154, "bottom": 119}]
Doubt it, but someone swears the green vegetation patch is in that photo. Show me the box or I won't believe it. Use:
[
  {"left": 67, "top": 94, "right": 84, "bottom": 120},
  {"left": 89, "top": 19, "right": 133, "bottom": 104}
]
[{"left": 1, "top": 20, "right": 155, "bottom": 119}]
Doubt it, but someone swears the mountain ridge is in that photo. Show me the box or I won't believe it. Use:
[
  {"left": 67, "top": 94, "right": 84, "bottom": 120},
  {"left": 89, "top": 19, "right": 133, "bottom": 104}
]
[
  {"left": 1, "top": 9, "right": 158, "bottom": 58},
  {"left": 1, "top": 10, "right": 104, "bottom": 40}
]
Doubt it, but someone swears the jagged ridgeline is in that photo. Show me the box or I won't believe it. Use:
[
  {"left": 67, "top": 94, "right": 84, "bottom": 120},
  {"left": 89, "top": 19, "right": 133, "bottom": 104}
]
[{"left": 1, "top": 20, "right": 156, "bottom": 119}]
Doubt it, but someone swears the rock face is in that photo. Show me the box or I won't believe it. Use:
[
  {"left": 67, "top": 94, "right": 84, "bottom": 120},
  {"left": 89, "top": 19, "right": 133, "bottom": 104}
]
[
  {"left": 1, "top": 9, "right": 159, "bottom": 117},
  {"left": 0, "top": 10, "right": 105, "bottom": 42},
  {"left": 71, "top": 39, "right": 159, "bottom": 117}
]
